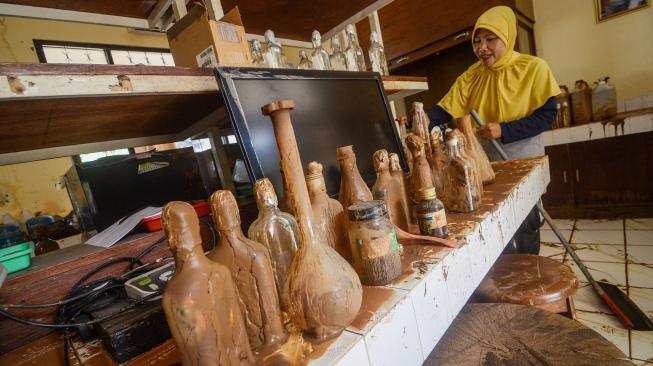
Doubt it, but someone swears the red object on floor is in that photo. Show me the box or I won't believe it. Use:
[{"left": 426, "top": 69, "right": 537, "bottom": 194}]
[{"left": 141, "top": 201, "right": 210, "bottom": 232}]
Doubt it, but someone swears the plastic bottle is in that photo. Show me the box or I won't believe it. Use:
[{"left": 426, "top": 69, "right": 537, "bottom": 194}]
[
  {"left": 571, "top": 80, "right": 592, "bottom": 125},
  {"left": 329, "top": 36, "right": 348, "bottom": 71},
  {"left": 263, "top": 30, "right": 287, "bottom": 68},
  {"left": 310, "top": 30, "right": 331, "bottom": 70},
  {"left": 368, "top": 31, "right": 389, "bottom": 75},
  {"left": 592, "top": 77, "right": 617, "bottom": 121},
  {"left": 344, "top": 24, "right": 366, "bottom": 72}
]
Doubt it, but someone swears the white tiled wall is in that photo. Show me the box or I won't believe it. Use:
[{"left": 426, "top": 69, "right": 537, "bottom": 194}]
[{"left": 543, "top": 112, "right": 653, "bottom": 147}]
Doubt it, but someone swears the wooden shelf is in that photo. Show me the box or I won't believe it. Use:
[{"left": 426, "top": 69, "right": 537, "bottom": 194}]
[{"left": 0, "top": 63, "right": 427, "bottom": 165}]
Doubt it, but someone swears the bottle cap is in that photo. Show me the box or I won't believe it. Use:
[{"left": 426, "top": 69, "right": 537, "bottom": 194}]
[
  {"left": 348, "top": 200, "right": 387, "bottom": 221},
  {"left": 415, "top": 187, "right": 437, "bottom": 201}
]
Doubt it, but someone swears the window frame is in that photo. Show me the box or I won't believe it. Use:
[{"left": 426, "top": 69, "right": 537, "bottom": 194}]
[{"left": 33, "top": 39, "right": 172, "bottom": 65}]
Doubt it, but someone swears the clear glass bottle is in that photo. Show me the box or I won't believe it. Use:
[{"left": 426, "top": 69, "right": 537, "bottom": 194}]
[
  {"left": 263, "top": 29, "right": 287, "bottom": 68},
  {"left": 311, "top": 30, "right": 331, "bottom": 70},
  {"left": 248, "top": 177, "right": 300, "bottom": 299},
  {"left": 329, "top": 36, "right": 348, "bottom": 71},
  {"left": 250, "top": 39, "right": 268, "bottom": 68},
  {"left": 368, "top": 31, "right": 388, "bottom": 75},
  {"left": 414, "top": 187, "right": 447, "bottom": 238},
  {"left": 297, "top": 50, "right": 313, "bottom": 70},
  {"left": 344, "top": 24, "right": 366, "bottom": 72},
  {"left": 347, "top": 200, "right": 401, "bottom": 286},
  {"left": 443, "top": 137, "right": 481, "bottom": 213}
]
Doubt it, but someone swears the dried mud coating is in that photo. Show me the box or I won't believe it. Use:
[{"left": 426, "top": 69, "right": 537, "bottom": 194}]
[
  {"left": 475, "top": 254, "right": 578, "bottom": 305},
  {"left": 411, "top": 102, "right": 432, "bottom": 161},
  {"left": 161, "top": 201, "right": 255, "bottom": 366},
  {"left": 208, "top": 190, "right": 288, "bottom": 352},
  {"left": 371, "top": 149, "right": 411, "bottom": 232},
  {"left": 389, "top": 153, "right": 418, "bottom": 234},
  {"left": 262, "top": 100, "right": 362, "bottom": 344},
  {"left": 443, "top": 138, "right": 481, "bottom": 213},
  {"left": 424, "top": 303, "right": 632, "bottom": 366},
  {"left": 447, "top": 129, "right": 483, "bottom": 195},
  {"left": 337, "top": 145, "right": 373, "bottom": 208},
  {"left": 457, "top": 115, "right": 495, "bottom": 184},
  {"left": 405, "top": 134, "right": 434, "bottom": 198},
  {"left": 428, "top": 128, "right": 447, "bottom": 197},
  {"left": 306, "top": 161, "right": 350, "bottom": 262}
]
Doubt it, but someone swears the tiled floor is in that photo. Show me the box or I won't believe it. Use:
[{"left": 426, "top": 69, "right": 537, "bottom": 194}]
[{"left": 540, "top": 218, "right": 653, "bottom": 365}]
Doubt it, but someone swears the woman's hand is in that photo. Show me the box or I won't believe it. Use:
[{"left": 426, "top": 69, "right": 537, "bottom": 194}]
[{"left": 478, "top": 122, "right": 502, "bottom": 140}]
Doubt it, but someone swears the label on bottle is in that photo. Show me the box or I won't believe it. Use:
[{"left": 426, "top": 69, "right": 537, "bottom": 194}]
[
  {"left": 416, "top": 209, "right": 447, "bottom": 236},
  {"left": 355, "top": 230, "right": 398, "bottom": 260}
]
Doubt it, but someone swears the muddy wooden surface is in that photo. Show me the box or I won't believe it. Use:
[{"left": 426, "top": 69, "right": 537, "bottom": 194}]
[
  {"left": 424, "top": 303, "right": 632, "bottom": 366},
  {"left": 475, "top": 254, "right": 578, "bottom": 306}
]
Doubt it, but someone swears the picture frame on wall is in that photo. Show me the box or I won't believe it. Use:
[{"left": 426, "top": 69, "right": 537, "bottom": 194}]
[{"left": 595, "top": 0, "right": 650, "bottom": 22}]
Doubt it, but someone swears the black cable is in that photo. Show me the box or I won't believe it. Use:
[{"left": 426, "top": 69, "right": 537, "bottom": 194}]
[
  {"left": 0, "top": 283, "right": 124, "bottom": 309},
  {"left": 0, "top": 293, "right": 160, "bottom": 329}
]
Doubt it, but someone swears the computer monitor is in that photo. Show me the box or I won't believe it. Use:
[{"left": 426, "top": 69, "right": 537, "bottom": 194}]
[{"left": 217, "top": 67, "right": 407, "bottom": 198}]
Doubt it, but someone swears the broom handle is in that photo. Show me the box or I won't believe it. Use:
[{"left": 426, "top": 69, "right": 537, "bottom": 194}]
[{"left": 469, "top": 109, "right": 605, "bottom": 297}]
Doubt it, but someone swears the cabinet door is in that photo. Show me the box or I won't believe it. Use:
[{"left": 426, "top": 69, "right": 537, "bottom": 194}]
[
  {"left": 569, "top": 132, "right": 653, "bottom": 207},
  {"left": 542, "top": 144, "right": 574, "bottom": 208}
]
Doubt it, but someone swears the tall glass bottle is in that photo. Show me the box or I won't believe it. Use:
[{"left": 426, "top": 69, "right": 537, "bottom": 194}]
[
  {"left": 329, "top": 36, "right": 348, "bottom": 71},
  {"left": 411, "top": 102, "right": 432, "bottom": 162},
  {"left": 311, "top": 30, "right": 331, "bottom": 70},
  {"left": 248, "top": 177, "right": 300, "bottom": 299},
  {"left": 263, "top": 29, "right": 286, "bottom": 68},
  {"left": 250, "top": 39, "right": 268, "bottom": 68},
  {"left": 208, "top": 190, "right": 288, "bottom": 351},
  {"left": 368, "top": 31, "right": 388, "bottom": 75},
  {"left": 306, "top": 161, "right": 349, "bottom": 262},
  {"left": 344, "top": 24, "right": 366, "bottom": 72},
  {"left": 337, "top": 145, "right": 373, "bottom": 209},
  {"left": 443, "top": 137, "right": 481, "bottom": 213},
  {"left": 297, "top": 50, "right": 313, "bottom": 70}
]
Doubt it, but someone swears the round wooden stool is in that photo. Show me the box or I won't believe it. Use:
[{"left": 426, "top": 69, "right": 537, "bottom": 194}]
[
  {"left": 475, "top": 254, "right": 579, "bottom": 318},
  {"left": 424, "top": 303, "right": 631, "bottom": 366}
]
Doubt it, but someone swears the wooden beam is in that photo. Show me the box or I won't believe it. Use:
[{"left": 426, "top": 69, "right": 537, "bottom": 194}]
[
  {"left": 0, "top": 134, "right": 178, "bottom": 166},
  {"left": 205, "top": 0, "right": 224, "bottom": 21},
  {"left": 245, "top": 34, "right": 312, "bottom": 49},
  {"left": 322, "top": 0, "right": 395, "bottom": 42},
  {"left": 171, "top": 0, "right": 187, "bottom": 21},
  {"left": 147, "top": 0, "right": 172, "bottom": 28},
  {"left": 0, "top": 3, "right": 149, "bottom": 29},
  {"left": 368, "top": 10, "right": 384, "bottom": 46}
]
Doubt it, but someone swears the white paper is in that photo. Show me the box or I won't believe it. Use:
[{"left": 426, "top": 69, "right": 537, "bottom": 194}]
[{"left": 86, "top": 206, "right": 162, "bottom": 248}]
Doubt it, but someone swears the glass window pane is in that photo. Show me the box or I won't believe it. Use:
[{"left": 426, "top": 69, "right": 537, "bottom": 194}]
[
  {"left": 162, "top": 53, "right": 175, "bottom": 66},
  {"left": 42, "top": 46, "right": 108, "bottom": 64}
]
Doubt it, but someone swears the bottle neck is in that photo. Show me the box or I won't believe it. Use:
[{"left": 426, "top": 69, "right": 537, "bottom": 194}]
[{"left": 448, "top": 143, "right": 461, "bottom": 159}]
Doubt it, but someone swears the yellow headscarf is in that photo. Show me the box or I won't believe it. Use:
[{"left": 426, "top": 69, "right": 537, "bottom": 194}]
[{"left": 438, "top": 6, "right": 560, "bottom": 123}]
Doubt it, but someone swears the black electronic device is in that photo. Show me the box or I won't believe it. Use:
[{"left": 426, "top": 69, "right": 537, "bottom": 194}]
[
  {"left": 216, "top": 67, "right": 406, "bottom": 199},
  {"left": 90, "top": 298, "right": 171, "bottom": 363},
  {"left": 65, "top": 148, "right": 216, "bottom": 232}
]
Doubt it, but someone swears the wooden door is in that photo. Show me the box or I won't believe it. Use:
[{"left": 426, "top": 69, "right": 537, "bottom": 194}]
[
  {"left": 542, "top": 144, "right": 574, "bottom": 210},
  {"left": 569, "top": 132, "right": 653, "bottom": 208}
]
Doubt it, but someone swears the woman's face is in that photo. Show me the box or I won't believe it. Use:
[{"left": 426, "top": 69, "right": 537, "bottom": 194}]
[{"left": 473, "top": 28, "right": 506, "bottom": 67}]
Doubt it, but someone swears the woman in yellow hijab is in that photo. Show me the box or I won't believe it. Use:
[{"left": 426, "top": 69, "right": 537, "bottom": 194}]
[
  {"left": 427, "top": 6, "right": 560, "bottom": 255},
  {"left": 428, "top": 5, "right": 560, "bottom": 160}
]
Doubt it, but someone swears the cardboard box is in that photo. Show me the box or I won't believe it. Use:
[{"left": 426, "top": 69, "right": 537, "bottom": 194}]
[{"left": 167, "top": 6, "right": 252, "bottom": 68}]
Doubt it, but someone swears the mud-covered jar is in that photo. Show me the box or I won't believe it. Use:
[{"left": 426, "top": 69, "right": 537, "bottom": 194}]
[
  {"left": 347, "top": 200, "right": 402, "bottom": 286},
  {"left": 414, "top": 187, "right": 448, "bottom": 238}
]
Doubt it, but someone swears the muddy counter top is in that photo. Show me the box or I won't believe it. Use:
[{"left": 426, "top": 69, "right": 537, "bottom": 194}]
[{"left": 0, "top": 157, "right": 550, "bottom": 366}]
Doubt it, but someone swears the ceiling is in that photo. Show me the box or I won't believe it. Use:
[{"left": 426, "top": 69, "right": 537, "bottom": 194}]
[{"left": 1, "top": 0, "right": 379, "bottom": 41}]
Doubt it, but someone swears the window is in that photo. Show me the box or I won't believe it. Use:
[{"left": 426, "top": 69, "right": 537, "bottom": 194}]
[
  {"left": 34, "top": 40, "right": 175, "bottom": 66},
  {"left": 79, "top": 148, "right": 130, "bottom": 163}
]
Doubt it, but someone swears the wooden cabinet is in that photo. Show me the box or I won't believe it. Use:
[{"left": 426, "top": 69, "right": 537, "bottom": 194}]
[
  {"left": 356, "top": 0, "right": 534, "bottom": 70},
  {"left": 542, "top": 132, "right": 653, "bottom": 218}
]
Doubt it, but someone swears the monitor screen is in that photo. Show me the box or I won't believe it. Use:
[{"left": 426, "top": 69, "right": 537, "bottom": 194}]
[{"left": 217, "top": 67, "right": 406, "bottom": 199}]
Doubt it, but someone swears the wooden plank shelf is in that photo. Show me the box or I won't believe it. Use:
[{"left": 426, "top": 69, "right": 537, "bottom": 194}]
[{"left": 0, "top": 63, "right": 427, "bottom": 165}]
